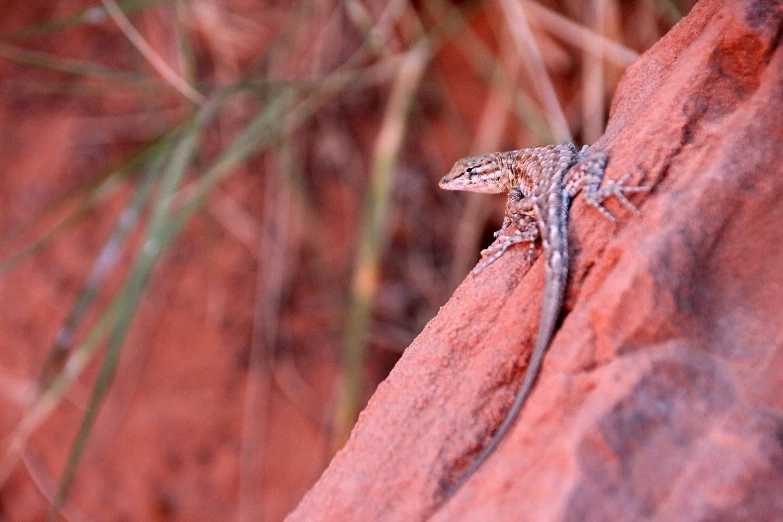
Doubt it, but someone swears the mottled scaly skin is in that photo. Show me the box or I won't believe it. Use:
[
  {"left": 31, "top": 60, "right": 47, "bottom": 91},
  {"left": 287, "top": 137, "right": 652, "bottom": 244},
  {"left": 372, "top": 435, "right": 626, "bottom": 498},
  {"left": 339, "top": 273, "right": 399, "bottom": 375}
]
[{"left": 439, "top": 143, "right": 646, "bottom": 498}]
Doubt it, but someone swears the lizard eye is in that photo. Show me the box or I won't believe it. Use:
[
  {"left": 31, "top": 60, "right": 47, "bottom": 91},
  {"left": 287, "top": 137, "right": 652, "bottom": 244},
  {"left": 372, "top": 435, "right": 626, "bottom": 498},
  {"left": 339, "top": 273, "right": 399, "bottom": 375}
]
[{"left": 466, "top": 166, "right": 475, "bottom": 177}]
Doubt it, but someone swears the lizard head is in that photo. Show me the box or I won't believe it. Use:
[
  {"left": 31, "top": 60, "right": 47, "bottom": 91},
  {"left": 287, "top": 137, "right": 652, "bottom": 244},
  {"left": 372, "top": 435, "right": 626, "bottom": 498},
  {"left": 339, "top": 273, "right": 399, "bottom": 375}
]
[{"left": 439, "top": 153, "right": 512, "bottom": 193}]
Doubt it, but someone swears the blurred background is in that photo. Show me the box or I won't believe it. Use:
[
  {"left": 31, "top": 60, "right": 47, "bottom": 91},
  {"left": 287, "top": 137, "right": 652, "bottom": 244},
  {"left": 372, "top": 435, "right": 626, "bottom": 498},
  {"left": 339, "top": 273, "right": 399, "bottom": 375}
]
[{"left": 0, "top": 1, "right": 693, "bottom": 520}]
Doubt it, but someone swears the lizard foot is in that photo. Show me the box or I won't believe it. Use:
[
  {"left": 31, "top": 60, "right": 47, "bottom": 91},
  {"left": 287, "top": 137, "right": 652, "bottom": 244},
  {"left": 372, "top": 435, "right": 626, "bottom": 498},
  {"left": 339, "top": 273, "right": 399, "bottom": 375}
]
[
  {"left": 584, "top": 173, "right": 651, "bottom": 222},
  {"left": 475, "top": 228, "right": 537, "bottom": 274}
]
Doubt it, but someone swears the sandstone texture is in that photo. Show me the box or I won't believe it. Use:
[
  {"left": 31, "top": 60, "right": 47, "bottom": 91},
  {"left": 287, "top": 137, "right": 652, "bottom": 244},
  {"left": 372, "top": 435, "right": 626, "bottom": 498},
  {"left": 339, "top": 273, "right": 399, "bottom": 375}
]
[{"left": 288, "top": 0, "right": 783, "bottom": 520}]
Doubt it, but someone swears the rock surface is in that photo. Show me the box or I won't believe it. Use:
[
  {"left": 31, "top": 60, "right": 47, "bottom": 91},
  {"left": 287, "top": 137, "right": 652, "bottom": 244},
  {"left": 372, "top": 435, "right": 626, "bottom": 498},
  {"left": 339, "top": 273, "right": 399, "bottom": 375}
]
[{"left": 287, "top": 0, "right": 783, "bottom": 520}]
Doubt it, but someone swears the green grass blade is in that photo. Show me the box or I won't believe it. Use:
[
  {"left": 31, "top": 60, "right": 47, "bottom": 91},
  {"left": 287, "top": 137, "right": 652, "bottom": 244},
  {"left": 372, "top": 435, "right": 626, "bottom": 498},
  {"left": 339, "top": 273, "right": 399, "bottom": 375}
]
[
  {"left": 0, "top": 124, "right": 182, "bottom": 273},
  {"left": 46, "top": 254, "right": 149, "bottom": 522},
  {"left": 0, "top": 103, "right": 215, "bottom": 486},
  {"left": 37, "top": 154, "right": 164, "bottom": 393},
  {"left": 46, "top": 102, "right": 217, "bottom": 519}
]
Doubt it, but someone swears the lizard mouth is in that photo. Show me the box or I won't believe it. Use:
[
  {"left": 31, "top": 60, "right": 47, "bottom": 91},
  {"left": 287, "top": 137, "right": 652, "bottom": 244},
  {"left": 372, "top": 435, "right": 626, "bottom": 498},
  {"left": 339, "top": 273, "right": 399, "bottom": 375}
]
[
  {"left": 439, "top": 175, "right": 458, "bottom": 188},
  {"left": 440, "top": 169, "right": 471, "bottom": 188}
]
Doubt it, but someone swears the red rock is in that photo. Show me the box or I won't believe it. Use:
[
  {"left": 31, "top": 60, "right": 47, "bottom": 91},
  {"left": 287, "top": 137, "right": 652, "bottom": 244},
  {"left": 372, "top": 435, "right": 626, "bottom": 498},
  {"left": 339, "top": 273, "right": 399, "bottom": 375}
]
[{"left": 288, "top": 0, "right": 783, "bottom": 520}]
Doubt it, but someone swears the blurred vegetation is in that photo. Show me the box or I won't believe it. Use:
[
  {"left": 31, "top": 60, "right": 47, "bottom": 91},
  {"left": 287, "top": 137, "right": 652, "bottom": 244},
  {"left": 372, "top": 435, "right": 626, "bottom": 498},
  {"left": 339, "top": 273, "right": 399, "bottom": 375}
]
[{"left": 0, "top": 0, "right": 692, "bottom": 519}]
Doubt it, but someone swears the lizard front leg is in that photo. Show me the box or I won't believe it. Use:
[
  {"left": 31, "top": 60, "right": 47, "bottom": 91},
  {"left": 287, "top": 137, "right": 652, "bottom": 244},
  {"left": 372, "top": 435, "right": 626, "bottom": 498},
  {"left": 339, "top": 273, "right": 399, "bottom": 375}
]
[{"left": 476, "top": 191, "right": 538, "bottom": 273}]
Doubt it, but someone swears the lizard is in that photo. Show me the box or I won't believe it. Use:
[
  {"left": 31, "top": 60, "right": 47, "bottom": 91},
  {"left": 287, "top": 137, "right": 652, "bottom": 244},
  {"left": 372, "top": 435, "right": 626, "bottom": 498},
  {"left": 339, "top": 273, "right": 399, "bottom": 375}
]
[{"left": 438, "top": 142, "right": 647, "bottom": 498}]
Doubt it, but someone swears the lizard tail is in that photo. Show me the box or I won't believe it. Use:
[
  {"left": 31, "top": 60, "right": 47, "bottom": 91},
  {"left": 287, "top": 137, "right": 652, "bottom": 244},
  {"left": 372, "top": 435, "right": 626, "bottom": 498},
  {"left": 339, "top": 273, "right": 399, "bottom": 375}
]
[{"left": 444, "top": 185, "right": 570, "bottom": 500}]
